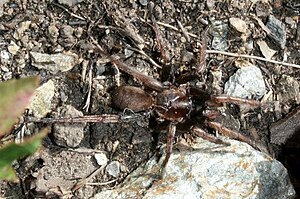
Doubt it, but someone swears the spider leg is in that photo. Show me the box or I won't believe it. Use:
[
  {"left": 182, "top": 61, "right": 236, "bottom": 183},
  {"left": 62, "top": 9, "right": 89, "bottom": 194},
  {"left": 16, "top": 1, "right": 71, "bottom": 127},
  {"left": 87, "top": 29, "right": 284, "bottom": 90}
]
[
  {"left": 191, "top": 126, "right": 229, "bottom": 146},
  {"left": 206, "top": 121, "right": 258, "bottom": 149},
  {"left": 110, "top": 56, "right": 164, "bottom": 92},
  {"left": 210, "top": 95, "right": 261, "bottom": 108},
  {"left": 161, "top": 122, "right": 176, "bottom": 168}
]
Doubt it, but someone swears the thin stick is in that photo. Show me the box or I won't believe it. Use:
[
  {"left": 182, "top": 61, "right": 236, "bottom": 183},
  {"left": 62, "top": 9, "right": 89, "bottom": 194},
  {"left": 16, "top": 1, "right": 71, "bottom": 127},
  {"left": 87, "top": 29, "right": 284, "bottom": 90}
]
[
  {"left": 156, "top": 21, "right": 198, "bottom": 38},
  {"left": 85, "top": 179, "right": 118, "bottom": 186},
  {"left": 206, "top": 50, "right": 300, "bottom": 69},
  {"left": 51, "top": 2, "right": 86, "bottom": 21},
  {"left": 71, "top": 163, "right": 107, "bottom": 192},
  {"left": 177, "top": 20, "right": 190, "bottom": 42},
  {"left": 26, "top": 115, "right": 121, "bottom": 123}
]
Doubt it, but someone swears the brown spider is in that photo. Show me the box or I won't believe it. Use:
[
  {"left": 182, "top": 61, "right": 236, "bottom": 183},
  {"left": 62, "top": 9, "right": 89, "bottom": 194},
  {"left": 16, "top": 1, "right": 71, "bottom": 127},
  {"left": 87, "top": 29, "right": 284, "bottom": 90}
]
[
  {"left": 109, "top": 55, "right": 263, "bottom": 169},
  {"left": 29, "top": 53, "right": 263, "bottom": 171}
]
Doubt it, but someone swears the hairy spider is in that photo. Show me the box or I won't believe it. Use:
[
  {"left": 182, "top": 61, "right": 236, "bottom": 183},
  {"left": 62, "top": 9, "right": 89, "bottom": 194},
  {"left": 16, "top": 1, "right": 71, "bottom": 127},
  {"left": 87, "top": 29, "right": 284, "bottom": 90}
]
[{"left": 109, "top": 55, "right": 262, "bottom": 169}]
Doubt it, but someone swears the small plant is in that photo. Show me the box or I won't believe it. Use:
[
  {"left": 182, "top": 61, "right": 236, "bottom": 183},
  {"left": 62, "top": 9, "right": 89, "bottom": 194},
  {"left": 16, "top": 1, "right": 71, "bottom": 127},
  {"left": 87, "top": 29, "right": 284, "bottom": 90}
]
[{"left": 0, "top": 76, "right": 47, "bottom": 182}]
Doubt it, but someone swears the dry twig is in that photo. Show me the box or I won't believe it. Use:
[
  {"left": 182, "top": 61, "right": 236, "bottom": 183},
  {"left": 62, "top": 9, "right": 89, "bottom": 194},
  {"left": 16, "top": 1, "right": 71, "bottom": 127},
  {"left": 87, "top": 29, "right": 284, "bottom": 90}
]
[
  {"left": 51, "top": 2, "right": 86, "bottom": 21},
  {"left": 206, "top": 50, "right": 300, "bottom": 69}
]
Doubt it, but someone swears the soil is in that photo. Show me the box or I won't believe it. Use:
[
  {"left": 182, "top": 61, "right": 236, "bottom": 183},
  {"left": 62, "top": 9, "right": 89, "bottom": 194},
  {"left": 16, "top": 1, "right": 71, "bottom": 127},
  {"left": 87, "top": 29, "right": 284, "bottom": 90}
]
[{"left": 0, "top": 0, "right": 300, "bottom": 198}]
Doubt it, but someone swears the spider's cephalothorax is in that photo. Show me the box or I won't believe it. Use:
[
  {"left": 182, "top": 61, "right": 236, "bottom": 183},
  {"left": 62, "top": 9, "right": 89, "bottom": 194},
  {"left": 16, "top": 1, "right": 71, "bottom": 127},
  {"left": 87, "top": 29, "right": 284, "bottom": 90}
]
[{"left": 155, "top": 88, "right": 192, "bottom": 122}]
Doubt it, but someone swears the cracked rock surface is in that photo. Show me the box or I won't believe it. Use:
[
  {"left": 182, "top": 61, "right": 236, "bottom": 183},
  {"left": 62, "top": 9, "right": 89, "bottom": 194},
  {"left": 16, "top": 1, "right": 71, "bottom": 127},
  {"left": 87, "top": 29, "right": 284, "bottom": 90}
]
[{"left": 93, "top": 138, "right": 295, "bottom": 199}]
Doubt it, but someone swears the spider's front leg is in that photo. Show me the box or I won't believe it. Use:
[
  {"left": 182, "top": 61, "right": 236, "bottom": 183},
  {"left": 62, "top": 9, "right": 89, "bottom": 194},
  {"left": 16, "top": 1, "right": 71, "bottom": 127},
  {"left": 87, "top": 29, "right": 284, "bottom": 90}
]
[{"left": 110, "top": 55, "right": 164, "bottom": 92}]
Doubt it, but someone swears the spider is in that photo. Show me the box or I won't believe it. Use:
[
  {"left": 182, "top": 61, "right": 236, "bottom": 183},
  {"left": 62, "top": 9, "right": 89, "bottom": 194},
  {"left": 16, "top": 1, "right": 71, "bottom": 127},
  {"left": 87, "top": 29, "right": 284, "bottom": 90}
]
[{"left": 108, "top": 55, "right": 263, "bottom": 169}]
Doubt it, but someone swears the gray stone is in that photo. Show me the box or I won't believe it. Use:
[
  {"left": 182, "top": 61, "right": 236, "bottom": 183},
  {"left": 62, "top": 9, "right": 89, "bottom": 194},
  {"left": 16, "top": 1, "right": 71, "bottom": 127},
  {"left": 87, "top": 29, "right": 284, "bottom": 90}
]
[
  {"left": 53, "top": 105, "right": 85, "bottom": 148},
  {"left": 210, "top": 20, "right": 228, "bottom": 51},
  {"left": 30, "top": 51, "right": 78, "bottom": 74},
  {"left": 266, "top": 15, "right": 286, "bottom": 49},
  {"left": 92, "top": 138, "right": 295, "bottom": 199},
  {"left": 106, "top": 161, "right": 121, "bottom": 178},
  {"left": 224, "top": 65, "right": 266, "bottom": 99}
]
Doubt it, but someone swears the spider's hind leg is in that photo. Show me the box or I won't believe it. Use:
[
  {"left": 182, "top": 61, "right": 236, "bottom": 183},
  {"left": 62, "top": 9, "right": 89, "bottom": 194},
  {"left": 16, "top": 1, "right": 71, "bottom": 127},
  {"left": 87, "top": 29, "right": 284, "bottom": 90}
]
[{"left": 191, "top": 126, "right": 230, "bottom": 146}]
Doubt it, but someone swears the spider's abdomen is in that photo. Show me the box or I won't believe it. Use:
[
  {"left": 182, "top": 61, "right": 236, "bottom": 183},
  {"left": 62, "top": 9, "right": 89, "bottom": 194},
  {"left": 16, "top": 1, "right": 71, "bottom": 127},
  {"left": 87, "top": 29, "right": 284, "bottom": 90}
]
[
  {"left": 155, "top": 88, "right": 191, "bottom": 122},
  {"left": 112, "top": 86, "right": 154, "bottom": 112}
]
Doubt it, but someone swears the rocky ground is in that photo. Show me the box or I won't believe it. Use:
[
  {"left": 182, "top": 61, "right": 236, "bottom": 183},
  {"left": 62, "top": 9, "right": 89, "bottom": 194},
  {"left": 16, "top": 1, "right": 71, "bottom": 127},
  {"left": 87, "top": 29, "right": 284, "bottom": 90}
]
[{"left": 0, "top": 0, "right": 300, "bottom": 198}]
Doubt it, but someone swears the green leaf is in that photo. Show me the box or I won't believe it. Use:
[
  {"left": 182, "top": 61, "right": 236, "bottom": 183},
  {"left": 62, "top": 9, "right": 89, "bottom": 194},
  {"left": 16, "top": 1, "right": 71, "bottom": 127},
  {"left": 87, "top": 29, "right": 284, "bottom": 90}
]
[
  {"left": 0, "top": 76, "right": 39, "bottom": 136},
  {"left": 0, "top": 129, "right": 48, "bottom": 182}
]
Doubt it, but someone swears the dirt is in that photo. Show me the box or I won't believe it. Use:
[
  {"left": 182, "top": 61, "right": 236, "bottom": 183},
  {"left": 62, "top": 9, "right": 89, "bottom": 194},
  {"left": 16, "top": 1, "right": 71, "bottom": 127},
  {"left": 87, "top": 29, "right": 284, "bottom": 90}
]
[{"left": 0, "top": 0, "right": 300, "bottom": 198}]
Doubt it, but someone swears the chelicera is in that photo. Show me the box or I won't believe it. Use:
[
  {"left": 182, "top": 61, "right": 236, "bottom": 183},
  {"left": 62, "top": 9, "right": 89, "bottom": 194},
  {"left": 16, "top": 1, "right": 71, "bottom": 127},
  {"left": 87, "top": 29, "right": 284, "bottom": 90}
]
[{"left": 109, "top": 55, "right": 262, "bottom": 169}]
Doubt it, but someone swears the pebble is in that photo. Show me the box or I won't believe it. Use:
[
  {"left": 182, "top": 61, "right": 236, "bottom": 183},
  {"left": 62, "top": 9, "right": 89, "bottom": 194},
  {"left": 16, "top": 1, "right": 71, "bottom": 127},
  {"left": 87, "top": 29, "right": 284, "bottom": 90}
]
[
  {"left": 206, "top": 0, "right": 215, "bottom": 11},
  {"left": 58, "top": 0, "right": 84, "bottom": 7},
  {"left": 28, "top": 80, "right": 55, "bottom": 118},
  {"left": 48, "top": 24, "right": 59, "bottom": 43},
  {"left": 257, "top": 40, "right": 277, "bottom": 59},
  {"left": 53, "top": 105, "right": 85, "bottom": 148},
  {"left": 94, "top": 153, "right": 108, "bottom": 166},
  {"left": 106, "top": 161, "right": 121, "bottom": 178},
  {"left": 30, "top": 52, "right": 78, "bottom": 74},
  {"left": 266, "top": 15, "right": 286, "bottom": 49},
  {"left": 0, "top": 50, "right": 10, "bottom": 61},
  {"left": 224, "top": 64, "right": 266, "bottom": 99},
  {"left": 229, "top": 17, "right": 248, "bottom": 34},
  {"left": 210, "top": 20, "right": 228, "bottom": 51},
  {"left": 7, "top": 41, "right": 20, "bottom": 55},
  {"left": 139, "top": 0, "right": 148, "bottom": 6}
]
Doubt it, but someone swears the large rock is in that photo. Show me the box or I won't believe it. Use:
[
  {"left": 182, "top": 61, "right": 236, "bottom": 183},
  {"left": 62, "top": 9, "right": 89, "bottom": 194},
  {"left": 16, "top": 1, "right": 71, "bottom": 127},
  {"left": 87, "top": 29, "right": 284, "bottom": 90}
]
[{"left": 92, "top": 137, "right": 295, "bottom": 199}]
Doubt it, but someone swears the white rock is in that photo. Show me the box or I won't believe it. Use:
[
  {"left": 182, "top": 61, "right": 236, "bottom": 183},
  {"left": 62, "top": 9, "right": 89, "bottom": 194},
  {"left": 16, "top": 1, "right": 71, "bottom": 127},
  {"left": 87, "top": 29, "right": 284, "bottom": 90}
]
[
  {"left": 257, "top": 40, "right": 277, "bottom": 59},
  {"left": 7, "top": 41, "right": 20, "bottom": 55},
  {"left": 224, "top": 64, "right": 266, "bottom": 99},
  {"left": 94, "top": 153, "right": 108, "bottom": 166},
  {"left": 0, "top": 50, "right": 10, "bottom": 60},
  {"left": 28, "top": 80, "right": 55, "bottom": 118},
  {"left": 229, "top": 17, "right": 248, "bottom": 34},
  {"left": 58, "top": 0, "right": 84, "bottom": 7},
  {"left": 92, "top": 138, "right": 295, "bottom": 199}
]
